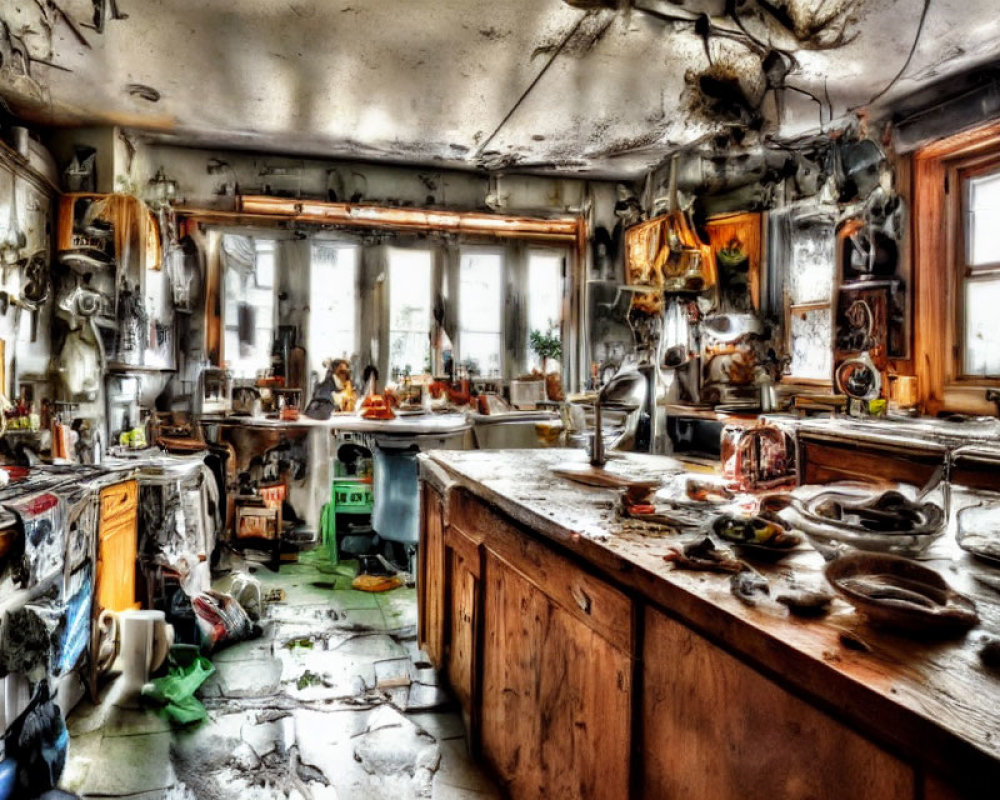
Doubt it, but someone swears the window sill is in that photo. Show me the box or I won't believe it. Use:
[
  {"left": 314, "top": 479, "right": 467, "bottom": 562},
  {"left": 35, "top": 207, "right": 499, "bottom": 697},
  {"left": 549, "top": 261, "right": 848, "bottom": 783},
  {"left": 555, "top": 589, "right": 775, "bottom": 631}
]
[{"left": 943, "top": 383, "right": 1000, "bottom": 416}]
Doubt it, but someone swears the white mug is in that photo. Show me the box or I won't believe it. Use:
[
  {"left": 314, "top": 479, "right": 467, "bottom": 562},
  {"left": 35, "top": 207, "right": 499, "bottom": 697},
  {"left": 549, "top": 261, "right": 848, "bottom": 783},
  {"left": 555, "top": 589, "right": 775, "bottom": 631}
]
[{"left": 100, "top": 609, "right": 175, "bottom": 704}]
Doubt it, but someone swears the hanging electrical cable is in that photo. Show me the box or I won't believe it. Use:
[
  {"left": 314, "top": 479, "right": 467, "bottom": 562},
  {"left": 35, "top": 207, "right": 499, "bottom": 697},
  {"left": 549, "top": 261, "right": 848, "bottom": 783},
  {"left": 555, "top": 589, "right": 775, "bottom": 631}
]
[{"left": 861, "top": 0, "right": 932, "bottom": 107}]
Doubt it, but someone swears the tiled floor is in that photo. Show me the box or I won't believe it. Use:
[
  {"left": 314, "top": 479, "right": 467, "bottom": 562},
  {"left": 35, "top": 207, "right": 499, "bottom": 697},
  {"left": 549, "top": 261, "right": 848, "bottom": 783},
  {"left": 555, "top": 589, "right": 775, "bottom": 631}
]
[{"left": 61, "top": 553, "right": 501, "bottom": 799}]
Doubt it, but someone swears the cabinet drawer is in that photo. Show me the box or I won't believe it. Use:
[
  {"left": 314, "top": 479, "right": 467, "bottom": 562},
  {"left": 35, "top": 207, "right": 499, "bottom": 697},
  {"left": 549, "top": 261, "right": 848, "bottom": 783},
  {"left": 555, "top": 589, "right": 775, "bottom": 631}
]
[{"left": 100, "top": 480, "right": 137, "bottom": 522}]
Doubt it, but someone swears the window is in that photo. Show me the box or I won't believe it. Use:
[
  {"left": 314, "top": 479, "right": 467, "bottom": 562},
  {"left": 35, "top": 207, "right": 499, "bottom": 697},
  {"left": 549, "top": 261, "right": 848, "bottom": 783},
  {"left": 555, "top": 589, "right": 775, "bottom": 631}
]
[
  {"left": 961, "top": 167, "right": 1000, "bottom": 376},
  {"left": 223, "top": 236, "right": 277, "bottom": 379},
  {"left": 309, "top": 242, "right": 359, "bottom": 375},
  {"left": 388, "top": 247, "right": 432, "bottom": 378},
  {"left": 781, "top": 214, "right": 835, "bottom": 382},
  {"left": 526, "top": 250, "right": 564, "bottom": 372},
  {"left": 458, "top": 250, "right": 503, "bottom": 377}
]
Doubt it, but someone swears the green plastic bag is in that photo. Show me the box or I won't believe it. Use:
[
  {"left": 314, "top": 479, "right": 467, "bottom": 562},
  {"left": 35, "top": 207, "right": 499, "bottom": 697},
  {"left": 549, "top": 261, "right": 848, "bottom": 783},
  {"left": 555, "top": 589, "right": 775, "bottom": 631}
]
[{"left": 141, "top": 646, "right": 216, "bottom": 726}]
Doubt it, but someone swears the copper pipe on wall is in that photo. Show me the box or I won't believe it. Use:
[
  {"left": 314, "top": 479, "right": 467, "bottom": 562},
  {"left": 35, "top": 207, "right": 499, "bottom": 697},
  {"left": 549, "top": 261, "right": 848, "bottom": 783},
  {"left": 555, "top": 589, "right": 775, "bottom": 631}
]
[{"left": 230, "top": 195, "right": 581, "bottom": 241}]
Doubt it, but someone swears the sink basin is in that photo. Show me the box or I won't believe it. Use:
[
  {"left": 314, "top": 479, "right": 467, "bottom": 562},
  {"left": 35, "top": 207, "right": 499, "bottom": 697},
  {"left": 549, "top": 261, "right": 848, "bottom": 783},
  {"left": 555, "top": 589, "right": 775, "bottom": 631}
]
[{"left": 471, "top": 412, "right": 560, "bottom": 449}]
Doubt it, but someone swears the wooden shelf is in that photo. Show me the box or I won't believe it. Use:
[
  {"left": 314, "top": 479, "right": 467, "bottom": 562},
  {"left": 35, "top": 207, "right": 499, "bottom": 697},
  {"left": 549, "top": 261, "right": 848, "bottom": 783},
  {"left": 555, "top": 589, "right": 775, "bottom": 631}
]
[{"left": 106, "top": 363, "right": 176, "bottom": 374}]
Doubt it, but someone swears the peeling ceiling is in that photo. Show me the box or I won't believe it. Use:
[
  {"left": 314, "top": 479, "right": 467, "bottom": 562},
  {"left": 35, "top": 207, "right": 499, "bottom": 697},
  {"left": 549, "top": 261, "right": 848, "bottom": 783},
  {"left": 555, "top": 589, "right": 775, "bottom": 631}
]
[{"left": 1, "top": 0, "right": 999, "bottom": 178}]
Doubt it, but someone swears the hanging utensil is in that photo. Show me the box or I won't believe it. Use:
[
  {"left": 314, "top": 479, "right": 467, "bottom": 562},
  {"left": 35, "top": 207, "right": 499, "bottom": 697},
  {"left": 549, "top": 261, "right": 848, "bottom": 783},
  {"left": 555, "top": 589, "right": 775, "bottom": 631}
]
[{"left": 0, "top": 174, "right": 26, "bottom": 275}]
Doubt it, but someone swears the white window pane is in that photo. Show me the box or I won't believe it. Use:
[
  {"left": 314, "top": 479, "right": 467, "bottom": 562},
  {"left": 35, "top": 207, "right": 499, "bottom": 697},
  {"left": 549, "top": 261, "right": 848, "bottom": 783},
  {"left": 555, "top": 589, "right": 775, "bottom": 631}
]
[
  {"left": 788, "top": 226, "right": 835, "bottom": 304},
  {"left": 390, "top": 332, "right": 430, "bottom": 377},
  {"left": 389, "top": 248, "right": 432, "bottom": 376},
  {"left": 255, "top": 244, "right": 276, "bottom": 287},
  {"left": 527, "top": 252, "right": 563, "bottom": 371},
  {"left": 309, "top": 243, "right": 358, "bottom": 374},
  {"left": 459, "top": 251, "right": 502, "bottom": 373},
  {"left": 970, "top": 171, "right": 1000, "bottom": 213},
  {"left": 223, "top": 238, "right": 276, "bottom": 378},
  {"left": 789, "top": 306, "right": 832, "bottom": 380},
  {"left": 459, "top": 252, "right": 502, "bottom": 332},
  {"left": 964, "top": 278, "right": 1000, "bottom": 375},
  {"left": 225, "top": 329, "right": 239, "bottom": 365},
  {"left": 460, "top": 332, "right": 502, "bottom": 377},
  {"left": 969, "top": 211, "right": 1000, "bottom": 266},
  {"left": 968, "top": 172, "right": 1000, "bottom": 266},
  {"left": 223, "top": 293, "right": 238, "bottom": 324},
  {"left": 249, "top": 286, "right": 274, "bottom": 312}
]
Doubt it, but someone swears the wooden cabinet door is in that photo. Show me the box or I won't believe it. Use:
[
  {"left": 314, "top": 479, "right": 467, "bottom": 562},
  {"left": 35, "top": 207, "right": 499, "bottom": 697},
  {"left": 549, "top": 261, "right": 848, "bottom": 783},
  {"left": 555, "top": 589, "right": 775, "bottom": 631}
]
[
  {"left": 100, "top": 479, "right": 138, "bottom": 523},
  {"left": 444, "top": 522, "right": 482, "bottom": 728},
  {"left": 642, "top": 607, "right": 915, "bottom": 799},
  {"left": 418, "top": 484, "right": 446, "bottom": 667},
  {"left": 480, "top": 552, "right": 632, "bottom": 800},
  {"left": 96, "top": 515, "right": 137, "bottom": 613},
  {"left": 96, "top": 480, "right": 139, "bottom": 614}
]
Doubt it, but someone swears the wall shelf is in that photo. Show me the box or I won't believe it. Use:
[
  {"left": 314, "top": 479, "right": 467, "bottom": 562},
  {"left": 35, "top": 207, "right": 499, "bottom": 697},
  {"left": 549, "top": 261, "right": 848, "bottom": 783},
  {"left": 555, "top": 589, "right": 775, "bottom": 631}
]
[{"left": 106, "top": 363, "right": 177, "bottom": 374}]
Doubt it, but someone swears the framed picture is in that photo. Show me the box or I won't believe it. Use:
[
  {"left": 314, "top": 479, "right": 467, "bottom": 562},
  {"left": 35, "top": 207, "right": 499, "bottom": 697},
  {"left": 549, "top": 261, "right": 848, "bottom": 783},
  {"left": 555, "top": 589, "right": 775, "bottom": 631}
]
[{"left": 704, "top": 212, "right": 763, "bottom": 313}]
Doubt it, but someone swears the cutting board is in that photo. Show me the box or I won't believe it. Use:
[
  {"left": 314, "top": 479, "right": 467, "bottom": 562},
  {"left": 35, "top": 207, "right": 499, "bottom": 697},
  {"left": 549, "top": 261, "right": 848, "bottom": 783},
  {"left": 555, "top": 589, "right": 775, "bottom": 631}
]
[{"left": 552, "top": 464, "right": 661, "bottom": 490}]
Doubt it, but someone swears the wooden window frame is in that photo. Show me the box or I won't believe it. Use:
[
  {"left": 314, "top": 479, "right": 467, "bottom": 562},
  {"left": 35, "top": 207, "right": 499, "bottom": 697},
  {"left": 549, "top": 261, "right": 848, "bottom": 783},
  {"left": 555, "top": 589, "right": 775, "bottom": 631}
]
[
  {"left": 913, "top": 119, "right": 1000, "bottom": 415},
  {"left": 951, "top": 156, "right": 1000, "bottom": 379}
]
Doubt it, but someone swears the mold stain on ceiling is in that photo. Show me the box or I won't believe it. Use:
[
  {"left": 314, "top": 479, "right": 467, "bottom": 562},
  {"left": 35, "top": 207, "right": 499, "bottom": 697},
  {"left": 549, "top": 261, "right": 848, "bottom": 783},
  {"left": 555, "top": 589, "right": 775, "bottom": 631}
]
[{"left": 0, "top": 0, "right": 998, "bottom": 178}]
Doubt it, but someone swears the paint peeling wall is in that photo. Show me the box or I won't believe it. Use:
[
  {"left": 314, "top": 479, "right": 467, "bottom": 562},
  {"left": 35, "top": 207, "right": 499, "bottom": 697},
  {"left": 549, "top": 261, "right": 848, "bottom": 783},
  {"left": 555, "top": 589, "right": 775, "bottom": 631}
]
[{"left": 124, "top": 140, "right": 597, "bottom": 217}]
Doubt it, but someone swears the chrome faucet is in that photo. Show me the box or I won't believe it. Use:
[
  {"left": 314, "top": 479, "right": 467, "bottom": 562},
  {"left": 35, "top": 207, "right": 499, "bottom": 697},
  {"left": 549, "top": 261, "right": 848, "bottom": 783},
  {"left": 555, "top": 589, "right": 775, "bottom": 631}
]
[{"left": 590, "top": 367, "right": 647, "bottom": 467}]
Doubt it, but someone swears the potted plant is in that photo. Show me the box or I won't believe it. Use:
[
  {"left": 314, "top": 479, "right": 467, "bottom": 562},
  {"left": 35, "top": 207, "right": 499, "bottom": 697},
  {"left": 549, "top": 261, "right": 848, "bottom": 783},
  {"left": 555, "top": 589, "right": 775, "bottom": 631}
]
[{"left": 529, "top": 322, "right": 562, "bottom": 401}]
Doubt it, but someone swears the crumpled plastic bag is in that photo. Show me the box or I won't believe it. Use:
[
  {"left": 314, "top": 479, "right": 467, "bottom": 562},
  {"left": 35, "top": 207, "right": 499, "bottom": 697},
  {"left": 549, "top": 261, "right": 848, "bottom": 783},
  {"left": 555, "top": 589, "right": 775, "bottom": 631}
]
[
  {"left": 213, "top": 572, "right": 264, "bottom": 621},
  {"left": 141, "top": 646, "right": 216, "bottom": 726},
  {"left": 191, "top": 590, "right": 261, "bottom": 654}
]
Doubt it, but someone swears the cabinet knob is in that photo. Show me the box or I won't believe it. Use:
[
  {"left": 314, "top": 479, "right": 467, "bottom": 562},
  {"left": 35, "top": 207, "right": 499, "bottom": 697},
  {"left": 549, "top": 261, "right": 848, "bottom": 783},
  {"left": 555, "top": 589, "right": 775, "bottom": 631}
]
[{"left": 571, "top": 584, "right": 592, "bottom": 615}]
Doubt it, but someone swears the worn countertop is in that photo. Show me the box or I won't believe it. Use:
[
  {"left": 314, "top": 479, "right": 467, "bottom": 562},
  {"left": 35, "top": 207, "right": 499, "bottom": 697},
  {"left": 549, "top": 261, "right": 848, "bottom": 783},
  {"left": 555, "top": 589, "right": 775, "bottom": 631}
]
[
  {"left": 796, "top": 415, "right": 1000, "bottom": 453},
  {"left": 421, "top": 447, "right": 1000, "bottom": 786}
]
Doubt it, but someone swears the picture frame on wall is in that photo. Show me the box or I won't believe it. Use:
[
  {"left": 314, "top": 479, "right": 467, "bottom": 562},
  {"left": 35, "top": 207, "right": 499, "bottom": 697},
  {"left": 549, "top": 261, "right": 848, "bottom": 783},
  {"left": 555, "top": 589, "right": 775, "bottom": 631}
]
[{"left": 704, "top": 212, "right": 763, "bottom": 313}]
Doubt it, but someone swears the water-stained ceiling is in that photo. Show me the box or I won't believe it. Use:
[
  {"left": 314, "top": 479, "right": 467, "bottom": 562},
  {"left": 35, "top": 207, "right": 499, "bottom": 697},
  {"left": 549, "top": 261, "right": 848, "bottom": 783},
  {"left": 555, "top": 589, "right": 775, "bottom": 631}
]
[{"left": 1, "top": 0, "right": 999, "bottom": 177}]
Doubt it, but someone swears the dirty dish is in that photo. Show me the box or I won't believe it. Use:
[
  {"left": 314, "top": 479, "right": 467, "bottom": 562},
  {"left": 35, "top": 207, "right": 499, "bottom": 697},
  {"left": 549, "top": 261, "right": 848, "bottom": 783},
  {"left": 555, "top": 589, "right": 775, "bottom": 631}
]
[
  {"left": 825, "top": 552, "right": 979, "bottom": 635},
  {"left": 956, "top": 501, "right": 1000, "bottom": 566},
  {"left": 712, "top": 513, "right": 803, "bottom": 558},
  {"left": 767, "top": 485, "right": 946, "bottom": 560}
]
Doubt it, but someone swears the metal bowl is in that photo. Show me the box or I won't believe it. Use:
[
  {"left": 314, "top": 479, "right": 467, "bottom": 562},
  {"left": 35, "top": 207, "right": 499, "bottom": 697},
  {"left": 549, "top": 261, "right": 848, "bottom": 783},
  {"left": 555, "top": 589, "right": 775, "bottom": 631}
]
[
  {"left": 767, "top": 485, "right": 946, "bottom": 560},
  {"left": 825, "top": 552, "right": 979, "bottom": 635}
]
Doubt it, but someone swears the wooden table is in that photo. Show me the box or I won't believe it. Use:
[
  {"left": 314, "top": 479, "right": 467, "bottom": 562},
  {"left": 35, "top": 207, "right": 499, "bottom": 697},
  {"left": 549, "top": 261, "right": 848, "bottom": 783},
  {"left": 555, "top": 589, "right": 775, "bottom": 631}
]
[{"left": 418, "top": 448, "right": 1000, "bottom": 799}]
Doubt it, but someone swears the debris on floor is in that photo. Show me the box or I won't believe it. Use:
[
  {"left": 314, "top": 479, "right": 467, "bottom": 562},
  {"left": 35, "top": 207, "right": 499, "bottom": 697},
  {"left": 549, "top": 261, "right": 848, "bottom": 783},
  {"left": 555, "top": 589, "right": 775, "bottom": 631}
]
[{"left": 60, "top": 560, "right": 499, "bottom": 799}]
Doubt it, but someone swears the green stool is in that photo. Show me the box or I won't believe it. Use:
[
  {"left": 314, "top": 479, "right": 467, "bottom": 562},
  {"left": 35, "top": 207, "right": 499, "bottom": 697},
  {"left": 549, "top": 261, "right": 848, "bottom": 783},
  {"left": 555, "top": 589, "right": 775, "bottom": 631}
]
[{"left": 321, "top": 477, "right": 374, "bottom": 564}]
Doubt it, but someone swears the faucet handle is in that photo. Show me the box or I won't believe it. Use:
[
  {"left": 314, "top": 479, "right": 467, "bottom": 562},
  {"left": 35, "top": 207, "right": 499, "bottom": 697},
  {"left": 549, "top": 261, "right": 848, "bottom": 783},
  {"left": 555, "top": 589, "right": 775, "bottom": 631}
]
[{"left": 986, "top": 388, "right": 1000, "bottom": 415}]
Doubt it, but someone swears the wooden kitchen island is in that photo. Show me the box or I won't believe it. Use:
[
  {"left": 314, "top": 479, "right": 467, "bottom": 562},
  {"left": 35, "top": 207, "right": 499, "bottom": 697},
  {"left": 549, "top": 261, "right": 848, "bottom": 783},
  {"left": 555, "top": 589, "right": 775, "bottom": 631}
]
[{"left": 417, "top": 448, "right": 1000, "bottom": 799}]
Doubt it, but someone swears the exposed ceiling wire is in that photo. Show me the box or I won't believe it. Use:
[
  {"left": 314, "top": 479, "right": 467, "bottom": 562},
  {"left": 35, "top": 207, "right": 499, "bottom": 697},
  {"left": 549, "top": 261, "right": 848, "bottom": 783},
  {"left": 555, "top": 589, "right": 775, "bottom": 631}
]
[
  {"left": 860, "top": 0, "right": 932, "bottom": 107},
  {"left": 784, "top": 83, "right": 829, "bottom": 129},
  {"left": 473, "top": 11, "right": 592, "bottom": 162}
]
